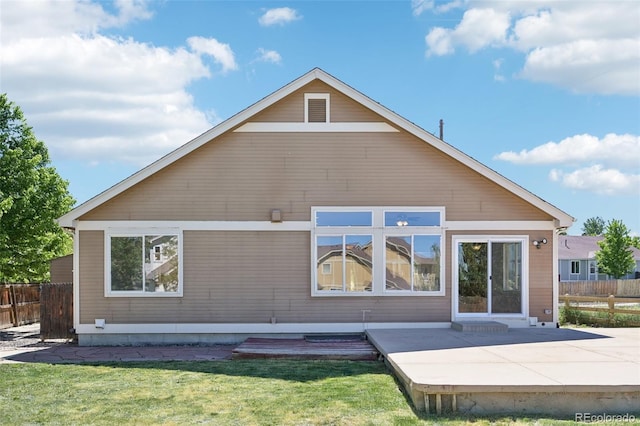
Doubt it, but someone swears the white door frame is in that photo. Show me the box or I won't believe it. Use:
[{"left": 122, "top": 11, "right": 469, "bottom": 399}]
[{"left": 451, "top": 235, "right": 529, "bottom": 321}]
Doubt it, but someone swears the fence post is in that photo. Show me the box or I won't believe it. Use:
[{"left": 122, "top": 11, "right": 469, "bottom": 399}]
[
  {"left": 9, "top": 285, "right": 18, "bottom": 326},
  {"left": 607, "top": 294, "right": 615, "bottom": 324}
]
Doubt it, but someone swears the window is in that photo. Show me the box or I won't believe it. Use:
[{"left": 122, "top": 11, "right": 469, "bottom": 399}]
[
  {"left": 571, "top": 260, "right": 580, "bottom": 275},
  {"left": 305, "top": 93, "right": 330, "bottom": 123},
  {"left": 312, "top": 207, "right": 444, "bottom": 296},
  {"left": 316, "top": 235, "right": 373, "bottom": 292},
  {"left": 106, "top": 230, "right": 182, "bottom": 296},
  {"left": 385, "top": 235, "right": 441, "bottom": 292}
]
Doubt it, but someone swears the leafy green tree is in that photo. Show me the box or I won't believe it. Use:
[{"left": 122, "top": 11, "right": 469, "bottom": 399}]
[
  {"left": 581, "top": 216, "right": 605, "bottom": 236},
  {"left": 596, "top": 219, "right": 637, "bottom": 279},
  {"left": 0, "top": 94, "right": 74, "bottom": 282}
]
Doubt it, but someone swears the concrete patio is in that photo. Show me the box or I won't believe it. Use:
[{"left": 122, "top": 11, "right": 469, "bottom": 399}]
[{"left": 366, "top": 327, "right": 640, "bottom": 416}]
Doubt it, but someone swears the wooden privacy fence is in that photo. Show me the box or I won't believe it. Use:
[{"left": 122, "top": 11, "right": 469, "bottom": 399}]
[
  {"left": 560, "top": 294, "right": 640, "bottom": 326},
  {"left": 0, "top": 284, "right": 41, "bottom": 328},
  {"left": 40, "top": 283, "right": 74, "bottom": 340},
  {"left": 559, "top": 279, "right": 640, "bottom": 297}
]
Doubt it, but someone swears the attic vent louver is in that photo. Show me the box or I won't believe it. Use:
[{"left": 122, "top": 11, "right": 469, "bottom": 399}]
[
  {"left": 308, "top": 99, "right": 327, "bottom": 122},
  {"left": 304, "top": 93, "right": 330, "bottom": 123}
]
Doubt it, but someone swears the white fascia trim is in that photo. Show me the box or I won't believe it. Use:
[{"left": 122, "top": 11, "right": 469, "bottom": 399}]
[
  {"left": 445, "top": 221, "right": 557, "bottom": 231},
  {"left": 234, "top": 122, "right": 399, "bottom": 132},
  {"left": 75, "top": 322, "right": 452, "bottom": 334},
  {"left": 78, "top": 221, "right": 312, "bottom": 231}
]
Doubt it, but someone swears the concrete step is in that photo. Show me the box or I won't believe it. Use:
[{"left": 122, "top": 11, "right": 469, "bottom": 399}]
[{"left": 451, "top": 321, "right": 508, "bottom": 333}]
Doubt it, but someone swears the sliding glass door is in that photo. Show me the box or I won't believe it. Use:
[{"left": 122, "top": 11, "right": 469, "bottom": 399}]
[{"left": 455, "top": 238, "right": 525, "bottom": 317}]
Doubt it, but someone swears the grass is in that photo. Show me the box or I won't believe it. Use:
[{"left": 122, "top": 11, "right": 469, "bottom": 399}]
[
  {"left": 559, "top": 305, "right": 640, "bottom": 327},
  {"left": 0, "top": 360, "right": 620, "bottom": 425}
]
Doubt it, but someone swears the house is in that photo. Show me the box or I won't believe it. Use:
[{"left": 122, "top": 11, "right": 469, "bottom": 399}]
[
  {"left": 558, "top": 235, "right": 640, "bottom": 281},
  {"left": 58, "top": 68, "right": 574, "bottom": 345},
  {"left": 50, "top": 254, "right": 73, "bottom": 284}
]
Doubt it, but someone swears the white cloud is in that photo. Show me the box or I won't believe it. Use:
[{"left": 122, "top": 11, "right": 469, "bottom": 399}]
[
  {"left": 549, "top": 165, "right": 640, "bottom": 196},
  {"left": 255, "top": 48, "right": 282, "bottom": 64},
  {"left": 0, "top": 0, "right": 152, "bottom": 41},
  {"left": 187, "top": 37, "right": 238, "bottom": 73},
  {"left": 412, "top": 0, "right": 434, "bottom": 16},
  {"left": 498, "top": 133, "right": 640, "bottom": 196},
  {"left": 258, "top": 7, "right": 301, "bottom": 27},
  {"left": 425, "top": 27, "right": 454, "bottom": 56},
  {"left": 520, "top": 39, "right": 640, "bottom": 95},
  {"left": 0, "top": 0, "right": 237, "bottom": 167},
  {"left": 495, "top": 133, "right": 640, "bottom": 169},
  {"left": 423, "top": 1, "right": 640, "bottom": 95},
  {"left": 452, "top": 8, "right": 510, "bottom": 52},
  {"left": 412, "top": 0, "right": 462, "bottom": 15},
  {"left": 425, "top": 7, "right": 510, "bottom": 56}
]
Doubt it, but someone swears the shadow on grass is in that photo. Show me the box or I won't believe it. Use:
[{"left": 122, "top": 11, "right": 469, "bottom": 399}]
[{"left": 89, "top": 358, "right": 388, "bottom": 382}]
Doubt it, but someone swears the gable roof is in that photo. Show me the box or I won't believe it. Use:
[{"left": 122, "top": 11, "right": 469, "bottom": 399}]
[
  {"left": 559, "top": 235, "right": 640, "bottom": 260},
  {"left": 58, "top": 68, "right": 574, "bottom": 228}
]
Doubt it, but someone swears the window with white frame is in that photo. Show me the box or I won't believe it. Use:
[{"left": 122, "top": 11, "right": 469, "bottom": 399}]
[
  {"left": 305, "top": 93, "right": 330, "bottom": 123},
  {"left": 312, "top": 207, "right": 444, "bottom": 296},
  {"left": 106, "top": 230, "right": 182, "bottom": 296},
  {"left": 570, "top": 260, "right": 580, "bottom": 275}
]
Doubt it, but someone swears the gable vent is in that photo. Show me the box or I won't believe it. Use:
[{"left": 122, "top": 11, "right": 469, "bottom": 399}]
[
  {"left": 304, "top": 93, "right": 330, "bottom": 123},
  {"left": 308, "top": 98, "right": 327, "bottom": 122}
]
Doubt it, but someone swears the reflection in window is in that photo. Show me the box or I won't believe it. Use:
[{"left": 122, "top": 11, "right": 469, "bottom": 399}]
[
  {"left": 110, "top": 234, "right": 179, "bottom": 293},
  {"left": 385, "top": 235, "right": 440, "bottom": 292},
  {"left": 111, "top": 237, "right": 143, "bottom": 291},
  {"left": 316, "top": 235, "right": 373, "bottom": 292},
  {"left": 385, "top": 211, "right": 440, "bottom": 227}
]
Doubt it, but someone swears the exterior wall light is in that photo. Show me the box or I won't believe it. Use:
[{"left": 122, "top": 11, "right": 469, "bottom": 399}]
[{"left": 532, "top": 238, "right": 548, "bottom": 249}]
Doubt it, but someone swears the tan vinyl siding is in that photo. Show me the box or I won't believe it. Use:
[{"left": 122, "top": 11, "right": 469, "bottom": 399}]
[
  {"left": 80, "top": 230, "right": 451, "bottom": 323},
  {"left": 78, "top": 231, "right": 104, "bottom": 323},
  {"left": 50, "top": 254, "right": 73, "bottom": 283},
  {"left": 80, "top": 129, "right": 552, "bottom": 222},
  {"left": 528, "top": 230, "right": 555, "bottom": 322}
]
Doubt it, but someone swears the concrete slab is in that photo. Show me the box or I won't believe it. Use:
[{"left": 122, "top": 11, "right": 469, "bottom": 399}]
[{"left": 366, "top": 327, "right": 640, "bottom": 415}]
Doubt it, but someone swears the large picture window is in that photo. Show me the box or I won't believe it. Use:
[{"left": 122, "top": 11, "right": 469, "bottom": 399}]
[
  {"left": 106, "top": 230, "right": 182, "bottom": 297},
  {"left": 312, "top": 207, "right": 444, "bottom": 296}
]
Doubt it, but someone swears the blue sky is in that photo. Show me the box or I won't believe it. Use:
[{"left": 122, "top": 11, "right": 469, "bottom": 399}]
[{"left": 1, "top": 0, "right": 639, "bottom": 235}]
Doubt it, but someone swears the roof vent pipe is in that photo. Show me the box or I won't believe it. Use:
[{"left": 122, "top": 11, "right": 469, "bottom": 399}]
[{"left": 439, "top": 119, "right": 444, "bottom": 140}]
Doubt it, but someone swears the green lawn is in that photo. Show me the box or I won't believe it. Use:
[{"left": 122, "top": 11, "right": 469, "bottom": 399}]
[{"left": 0, "top": 360, "right": 594, "bottom": 425}]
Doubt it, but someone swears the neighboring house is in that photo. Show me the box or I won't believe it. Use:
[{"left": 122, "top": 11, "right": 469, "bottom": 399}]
[
  {"left": 58, "top": 69, "right": 574, "bottom": 345},
  {"left": 558, "top": 235, "right": 640, "bottom": 281}
]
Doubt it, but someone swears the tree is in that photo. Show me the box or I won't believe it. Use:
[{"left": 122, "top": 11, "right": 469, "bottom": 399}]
[
  {"left": 582, "top": 216, "right": 605, "bottom": 236},
  {"left": 0, "top": 94, "right": 75, "bottom": 282},
  {"left": 595, "top": 219, "right": 638, "bottom": 279}
]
